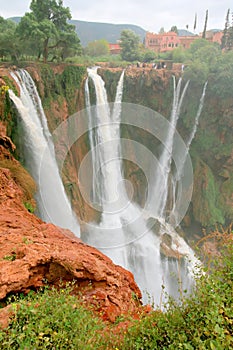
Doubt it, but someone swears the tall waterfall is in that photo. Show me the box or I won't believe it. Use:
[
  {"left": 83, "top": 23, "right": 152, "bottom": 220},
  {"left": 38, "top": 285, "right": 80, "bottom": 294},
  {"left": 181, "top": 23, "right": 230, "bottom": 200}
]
[
  {"left": 9, "top": 69, "right": 80, "bottom": 236},
  {"left": 152, "top": 77, "right": 190, "bottom": 219},
  {"left": 170, "top": 81, "right": 208, "bottom": 219},
  {"left": 84, "top": 68, "right": 204, "bottom": 305}
]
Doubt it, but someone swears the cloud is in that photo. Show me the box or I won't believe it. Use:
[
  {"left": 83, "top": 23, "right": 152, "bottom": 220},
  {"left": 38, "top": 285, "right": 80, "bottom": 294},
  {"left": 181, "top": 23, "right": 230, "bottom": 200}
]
[
  {"left": 0, "top": 0, "right": 230, "bottom": 32},
  {"left": 0, "top": 0, "right": 31, "bottom": 17}
]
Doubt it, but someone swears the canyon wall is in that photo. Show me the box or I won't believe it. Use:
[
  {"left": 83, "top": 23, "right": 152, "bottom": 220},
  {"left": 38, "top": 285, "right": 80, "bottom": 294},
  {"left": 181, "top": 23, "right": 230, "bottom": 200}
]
[
  {"left": 0, "top": 63, "right": 232, "bottom": 233},
  {"left": 99, "top": 67, "right": 233, "bottom": 230}
]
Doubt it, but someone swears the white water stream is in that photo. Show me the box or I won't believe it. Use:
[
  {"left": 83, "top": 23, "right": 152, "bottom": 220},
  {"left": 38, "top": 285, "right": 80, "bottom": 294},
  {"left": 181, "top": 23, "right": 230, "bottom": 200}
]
[{"left": 9, "top": 69, "right": 80, "bottom": 236}]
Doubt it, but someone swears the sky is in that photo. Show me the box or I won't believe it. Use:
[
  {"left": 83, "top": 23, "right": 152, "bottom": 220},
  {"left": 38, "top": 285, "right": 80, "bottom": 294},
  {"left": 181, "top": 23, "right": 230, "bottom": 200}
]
[{"left": 0, "top": 0, "right": 232, "bottom": 34}]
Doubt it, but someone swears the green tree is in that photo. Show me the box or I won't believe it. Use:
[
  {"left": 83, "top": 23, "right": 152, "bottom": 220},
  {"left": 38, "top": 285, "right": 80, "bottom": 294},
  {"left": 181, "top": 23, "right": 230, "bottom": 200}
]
[
  {"left": 221, "top": 9, "right": 230, "bottom": 49},
  {"left": 183, "top": 61, "right": 209, "bottom": 84},
  {"left": 142, "top": 49, "right": 156, "bottom": 62},
  {"left": 202, "top": 9, "right": 208, "bottom": 39},
  {"left": 17, "top": 0, "right": 81, "bottom": 62},
  {"left": 84, "top": 39, "right": 110, "bottom": 57},
  {"left": 159, "top": 27, "right": 165, "bottom": 34},
  {"left": 0, "top": 17, "right": 20, "bottom": 61},
  {"left": 120, "top": 29, "right": 140, "bottom": 61},
  {"left": 189, "top": 38, "right": 210, "bottom": 54},
  {"left": 193, "top": 13, "right": 197, "bottom": 31},
  {"left": 171, "top": 47, "right": 190, "bottom": 63},
  {"left": 170, "top": 25, "right": 178, "bottom": 34},
  {"left": 210, "top": 50, "right": 233, "bottom": 98},
  {"left": 221, "top": 8, "right": 233, "bottom": 51}
]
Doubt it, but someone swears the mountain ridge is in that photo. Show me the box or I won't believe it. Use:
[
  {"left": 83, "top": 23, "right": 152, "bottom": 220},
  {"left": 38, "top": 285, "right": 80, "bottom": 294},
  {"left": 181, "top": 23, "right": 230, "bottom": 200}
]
[{"left": 8, "top": 17, "right": 146, "bottom": 46}]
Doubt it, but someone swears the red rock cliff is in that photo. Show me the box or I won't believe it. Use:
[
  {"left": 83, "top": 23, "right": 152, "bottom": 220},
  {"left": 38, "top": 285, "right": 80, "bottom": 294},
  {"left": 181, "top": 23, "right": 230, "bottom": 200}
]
[{"left": 0, "top": 122, "right": 141, "bottom": 324}]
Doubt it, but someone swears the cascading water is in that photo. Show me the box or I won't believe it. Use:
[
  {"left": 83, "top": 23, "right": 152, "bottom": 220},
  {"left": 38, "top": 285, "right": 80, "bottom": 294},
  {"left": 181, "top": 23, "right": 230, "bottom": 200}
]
[
  {"left": 84, "top": 68, "right": 204, "bottom": 305},
  {"left": 9, "top": 69, "right": 80, "bottom": 236},
  {"left": 151, "top": 77, "right": 190, "bottom": 219},
  {"left": 170, "top": 81, "right": 208, "bottom": 220}
]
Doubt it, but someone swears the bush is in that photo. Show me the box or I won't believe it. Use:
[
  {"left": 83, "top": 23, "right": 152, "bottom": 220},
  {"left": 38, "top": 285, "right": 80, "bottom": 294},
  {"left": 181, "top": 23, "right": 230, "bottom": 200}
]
[
  {"left": 0, "top": 285, "right": 106, "bottom": 349},
  {"left": 118, "top": 231, "right": 233, "bottom": 349}
]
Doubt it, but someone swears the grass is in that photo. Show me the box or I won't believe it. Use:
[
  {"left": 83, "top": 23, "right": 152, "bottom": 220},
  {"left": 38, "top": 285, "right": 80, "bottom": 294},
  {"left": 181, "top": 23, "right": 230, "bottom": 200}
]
[{"left": 0, "top": 228, "right": 232, "bottom": 349}]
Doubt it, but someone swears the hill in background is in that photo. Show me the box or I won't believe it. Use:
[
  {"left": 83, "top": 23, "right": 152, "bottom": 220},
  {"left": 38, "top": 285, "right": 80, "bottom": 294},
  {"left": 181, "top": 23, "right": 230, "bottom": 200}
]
[
  {"left": 9, "top": 17, "right": 146, "bottom": 47},
  {"left": 69, "top": 20, "right": 146, "bottom": 46},
  {"left": 178, "top": 29, "right": 196, "bottom": 36}
]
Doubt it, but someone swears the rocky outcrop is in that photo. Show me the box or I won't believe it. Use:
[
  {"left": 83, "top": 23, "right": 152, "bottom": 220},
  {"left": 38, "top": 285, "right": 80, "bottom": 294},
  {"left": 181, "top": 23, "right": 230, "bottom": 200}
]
[{"left": 0, "top": 140, "right": 141, "bottom": 325}]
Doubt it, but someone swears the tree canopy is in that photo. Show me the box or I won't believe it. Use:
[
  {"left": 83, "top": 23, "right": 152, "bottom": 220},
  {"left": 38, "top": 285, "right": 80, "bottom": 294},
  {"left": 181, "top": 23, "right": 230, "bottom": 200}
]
[
  {"left": 170, "top": 25, "right": 178, "bottom": 34},
  {"left": 17, "top": 0, "right": 81, "bottom": 62},
  {"left": 120, "top": 29, "right": 140, "bottom": 61},
  {"left": 0, "top": 17, "right": 20, "bottom": 61},
  {"left": 84, "top": 39, "right": 109, "bottom": 57}
]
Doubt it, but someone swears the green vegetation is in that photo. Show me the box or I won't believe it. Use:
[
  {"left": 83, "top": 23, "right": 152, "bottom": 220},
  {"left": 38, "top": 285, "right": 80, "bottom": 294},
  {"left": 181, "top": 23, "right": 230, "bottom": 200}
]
[
  {"left": 0, "top": 17, "right": 20, "bottom": 61},
  {"left": 2, "top": 253, "right": 16, "bottom": 261},
  {"left": 121, "top": 240, "right": 233, "bottom": 349},
  {"left": 17, "top": 0, "right": 81, "bottom": 62},
  {"left": 24, "top": 201, "right": 36, "bottom": 213},
  {"left": 84, "top": 39, "right": 110, "bottom": 57},
  {"left": 0, "top": 1, "right": 81, "bottom": 63},
  {"left": 0, "top": 285, "right": 105, "bottom": 349},
  {"left": 221, "top": 8, "right": 233, "bottom": 50},
  {"left": 60, "top": 65, "right": 86, "bottom": 113},
  {"left": 0, "top": 232, "right": 232, "bottom": 349},
  {"left": 38, "top": 64, "right": 86, "bottom": 115},
  {"left": 192, "top": 159, "right": 225, "bottom": 227},
  {"left": 120, "top": 29, "right": 141, "bottom": 61}
]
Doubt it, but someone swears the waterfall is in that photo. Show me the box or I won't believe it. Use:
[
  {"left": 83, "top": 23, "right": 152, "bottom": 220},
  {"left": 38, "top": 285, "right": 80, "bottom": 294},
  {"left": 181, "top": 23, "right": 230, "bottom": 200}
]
[
  {"left": 152, "top": 77, "right": 190, "bottom": 219},
  {"left": 170, "top": 81, "right": 208, "bottom": 223},
  {"left": 186, "top": 81, "right": 208, "bottom": 152},
  {"left": 9, "top": 69, "right": 80, "bottom": 236},
  {"left": 85, "top": 75, "right": 98, "bottom": 204},
  {"left": 84, "top": 68, "right": 202, "bottom": 305}
]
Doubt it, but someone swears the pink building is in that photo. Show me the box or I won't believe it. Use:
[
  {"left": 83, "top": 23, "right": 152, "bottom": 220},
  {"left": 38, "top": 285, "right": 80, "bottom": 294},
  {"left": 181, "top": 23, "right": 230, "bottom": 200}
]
[{"left": 145, "top": 30, "right": 223, "bottom": 52}]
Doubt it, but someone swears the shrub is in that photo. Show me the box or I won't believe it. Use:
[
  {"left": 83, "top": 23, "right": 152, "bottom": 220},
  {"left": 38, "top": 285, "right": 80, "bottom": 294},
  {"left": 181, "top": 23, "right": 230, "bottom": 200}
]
[{"left": 0, "top": 285, "right": 106, "bottom": 349}]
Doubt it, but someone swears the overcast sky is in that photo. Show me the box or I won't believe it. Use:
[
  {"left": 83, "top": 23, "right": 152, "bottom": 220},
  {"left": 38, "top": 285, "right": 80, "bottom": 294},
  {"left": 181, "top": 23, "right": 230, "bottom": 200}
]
[{"left": 0, "top": 0, "right": 232, "bottom": 33}]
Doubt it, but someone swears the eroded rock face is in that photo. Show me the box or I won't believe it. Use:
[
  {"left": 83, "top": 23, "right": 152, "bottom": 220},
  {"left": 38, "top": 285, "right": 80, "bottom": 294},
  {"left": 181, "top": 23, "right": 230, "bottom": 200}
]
[{"left": 0, "top": 145, "right": 142, "bottom": 324}]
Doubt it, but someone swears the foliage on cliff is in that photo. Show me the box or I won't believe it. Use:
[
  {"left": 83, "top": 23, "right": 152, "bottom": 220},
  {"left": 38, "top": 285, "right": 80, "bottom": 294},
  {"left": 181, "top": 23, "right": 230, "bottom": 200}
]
[
  {"left": 1, "top": 229, "right": 232, "bottom": 349},
  {"left": 34, "top": 63, "right": 86, "bottom": 115}
]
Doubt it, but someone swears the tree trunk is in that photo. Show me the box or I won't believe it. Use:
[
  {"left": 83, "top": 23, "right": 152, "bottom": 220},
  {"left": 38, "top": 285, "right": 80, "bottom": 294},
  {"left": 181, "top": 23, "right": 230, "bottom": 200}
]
[{"left": 43, "top": 38, "right": 49, "bottom": 63}]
